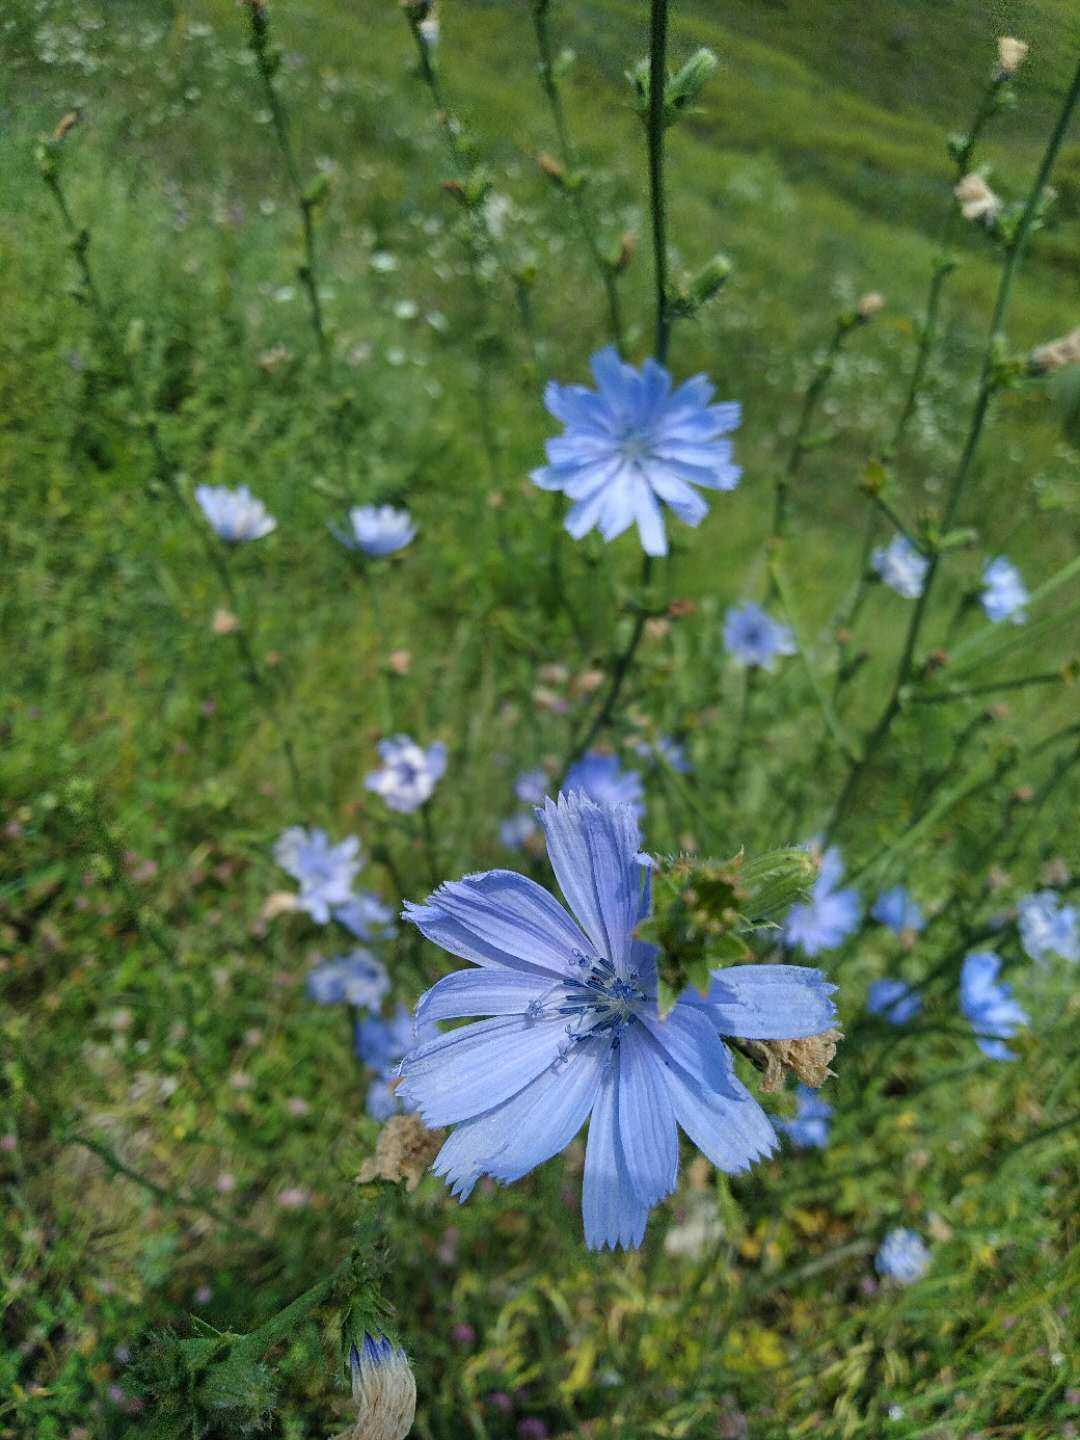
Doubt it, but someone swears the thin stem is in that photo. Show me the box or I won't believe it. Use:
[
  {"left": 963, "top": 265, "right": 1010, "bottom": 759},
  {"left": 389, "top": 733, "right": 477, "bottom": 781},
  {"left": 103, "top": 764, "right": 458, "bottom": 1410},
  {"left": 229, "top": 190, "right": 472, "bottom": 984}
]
[
  {"left": 531, "top": 0, "right": 625, "bottom": 350},
  {"left": 361, "top": 565, "right": 396, "bottom": 734},
  {"left": 246, "top": 3, "right": 329, "bottom": 362},
  {"left": 824, "top": 59, "right": 1080, "bottom": 840},
  {"left": 912, "top": 670, "right": 1071, "bottom": 704},
  {"left": 42, "top": 168, "right": 304, "bottom": 804},
  {"left": 647, "top": 0, "right": 671, "bottom": 363}
]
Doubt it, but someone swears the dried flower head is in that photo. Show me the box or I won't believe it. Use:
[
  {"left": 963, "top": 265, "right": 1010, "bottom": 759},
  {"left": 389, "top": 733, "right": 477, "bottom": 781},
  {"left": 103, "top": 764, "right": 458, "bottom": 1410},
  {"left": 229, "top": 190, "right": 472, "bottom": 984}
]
[
  {"left": 752, "top": 1027, "right": 843, "bottom": 1093},
  {"left": 1029, "top": 326, "right": 1080, "bottom": 375},
  {"left": 358, "top": 1113, "right": 444, "bottom": 1192},
  {"left": 997, "top": 37, "right": 1029, "bottom": 75},
  {"left": 954, "top": 173, "right": 1001, "bottom": 225},
  {"left": 343, "top": 1336, "right": 416, "bottom": 1440},
  {"left": 856, "top": 291, "right": 885, "bottom": 319}
]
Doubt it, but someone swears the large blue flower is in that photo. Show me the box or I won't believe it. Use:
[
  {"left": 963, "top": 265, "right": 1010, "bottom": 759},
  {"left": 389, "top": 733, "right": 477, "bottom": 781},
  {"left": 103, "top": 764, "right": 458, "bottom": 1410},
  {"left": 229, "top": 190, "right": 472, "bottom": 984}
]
[
  {"left": 960, "top": 951, "right": 1028, "bottom": 1060},
  {"left": 531, "top": 347, "right": 741, "bottom": 557},
  {"left": 564, "top": 751, "right": 645, "bottom": 819},
  {"left": 398, "top": 793, "right": 837, "bottom": 1251}
]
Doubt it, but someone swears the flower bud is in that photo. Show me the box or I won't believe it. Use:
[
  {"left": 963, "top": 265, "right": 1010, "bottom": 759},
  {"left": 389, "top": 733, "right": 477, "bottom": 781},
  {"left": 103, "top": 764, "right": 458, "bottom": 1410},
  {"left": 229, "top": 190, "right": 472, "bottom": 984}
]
[
  {"left": 997, "top": 37, "right": 1028, "bottom": 76},
  {"left": 347, "top": 1337, "right": 416, "bottom": 1440},
  {"left": 954, "top": 173, "right": 1001, "bottom": 225},
  {"left": 609, "top": 230, "right": 636, "bottom": 274},
  {"left": 686, "top": 252, "right": 732, "bottom": 308}
]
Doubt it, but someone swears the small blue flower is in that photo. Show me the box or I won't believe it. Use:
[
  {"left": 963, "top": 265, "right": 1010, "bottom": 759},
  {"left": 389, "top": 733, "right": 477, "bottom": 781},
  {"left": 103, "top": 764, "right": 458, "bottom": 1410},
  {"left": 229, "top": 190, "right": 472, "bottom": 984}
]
[
  {"left": 867, "top": 978, "right": 922, "bottom": 1025},
  {"left": 871, "top": 886, "right": 925, "bottom": 936},
  {"left": 1017, "top": 890, "right": 1078, "bottom": 964},
  {"left": 364, "top": 735, "right": 446, "bottom": 813},
  {"left": 356, "top": 1004, "right": 437, "bottom": 1121},
  {"left": 633, "top": 735, "right": 691, "bottom": 773},
  {"left": 333, "top": 891, "right": 398, "bottom": 943},
  {"left": 777, "top": 1084, "right": 832, "bottom": 1149},
  {"left": 564, "top": 751, "right": 644, "bottom": 819},
  {"left": 960, "top": 951, "right": 1029, "bottom": 1060},
  {"left": 875, "top": 1228, "right": 930, "bottom": 1284},
  {"left": 514, "top": 769, "right": 549, "bottom": 805},
  {"left": 784, "top": 845, "right": 861, "bottom": 957},
  {"left": 399, "top": 791, "right": 837, "bottom": 1250},
  {"left": 981, "top": 556, "right": 1028, "bottom": 624},
  {"left": 499, "top": 812, "right": 538, "bottom": 850},
  {"left": 723, "top": 602, "right": 796, "bottom": 671},
  {"left": 331, "top": 504, "right": 416, "bottom": 557},
  {"left": 872, "top": 535, "right": 928, "bottom": 599},
  {"left": 274, "top": 826, "right": 362, "bottom": 924},
  {"left": 306, "top": 948, "right": 389, "bottom": 1008},
  {"left": 532, "top": 346, "right": 741, "bottom": 557},
  {"left": 195, "top": 484, "right": 276, "bottom": 542}
]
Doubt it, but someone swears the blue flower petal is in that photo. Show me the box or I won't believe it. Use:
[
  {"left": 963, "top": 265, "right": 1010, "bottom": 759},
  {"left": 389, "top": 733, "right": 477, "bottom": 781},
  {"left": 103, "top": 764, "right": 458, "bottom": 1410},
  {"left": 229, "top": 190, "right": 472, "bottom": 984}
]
[
  {"left": 662, "top": 1056, "right": 778, "bottom": 1173},
  {"left": 415, "top": 969, "right": 551, "bottom": 1025},
  {"left": 398, "top": 1015, "right": 568, "bottom": 1127},
  {"left": 582, "top": 1059, "right": 649, "bottom": 1251},
  {"left": 699, "top": 964, "right": 837, "bottom": 1039},
  {"left": 617, "top": 1026, "right": 679, "bottom": 1206},
  {"left": 536, "top": 793, "right": 643, "bottom": 971}
]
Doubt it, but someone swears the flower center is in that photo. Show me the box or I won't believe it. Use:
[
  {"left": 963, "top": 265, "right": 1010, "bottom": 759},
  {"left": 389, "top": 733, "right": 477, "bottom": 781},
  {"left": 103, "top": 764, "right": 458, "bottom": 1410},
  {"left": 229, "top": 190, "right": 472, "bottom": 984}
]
[
  {"left": 527, "top": 950, "right": 649, "bottom": 1049},
  {"left": 617, "top": 429, "right": 653, "bottom": 466}
]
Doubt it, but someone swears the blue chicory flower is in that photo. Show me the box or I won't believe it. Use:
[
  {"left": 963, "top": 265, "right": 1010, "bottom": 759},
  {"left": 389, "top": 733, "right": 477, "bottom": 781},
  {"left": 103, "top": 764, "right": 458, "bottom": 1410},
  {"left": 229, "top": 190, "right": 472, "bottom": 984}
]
[
  {"left": 867, "top": 978, "right": 922, "bottom": 1025},
  {"left": 398, "top": 792, "right": 837, "bottom": 1250},
  {"left": 274, "top": 826, "right": 363, "bottom": 925},
  {"left": 564, "top": 751, "right": 645, "bottom": 819},
  {"left": 980, "top": 556, "right": 1028, "bottom": 624},
  {"left": 1017, "top": 890, "right": 1078, "bottom": 964},
  {"left": 960, "top": 951, "right": 1029, "bottom": 1060},
  {"left": 514, "top": 769, "right": 550, "bottom": 805},
  {"left": 871, "top": 885, "right": 925, "bottom": 935},
  {"left": 875, "top": 1228, "right": 930, "bottom": 1284},
  {"left": 723, "top": 602, "right": 796, "bottom": 671},
  {"left": 784, "top": 845, "right": 861, "bottom": 957},
  {"left": 531, "top": 346, "right": 741, "bottom": 557},
  {"left": 500, "top": 812, "right": 538, "bottom": 850},
  {"left": 777, "top": 1084, "right": 832, "bottom": 1149},
  {"left": 331, "top": 504, "right": 416, "bottom": 557},
  {"left": 306, "top": 948, "right": 390, "bottom": 1008},
  {"left": 333, "top": 891, "right": 398, "bottom": 943},
  {"left": 872, "top": 535, "right": 928, "bottom": 599},
  {"left": 633, "top": 735, "right": 691, "bottom": 774},
  {"left": 194, "top": 484, "right": 276, "bottom": 542},
  {"left": 356, "top": 1004, "right": 438, "bottom": 1121},
  {"left": 364, "top": 735, "right": 446, "bottom": 813}
]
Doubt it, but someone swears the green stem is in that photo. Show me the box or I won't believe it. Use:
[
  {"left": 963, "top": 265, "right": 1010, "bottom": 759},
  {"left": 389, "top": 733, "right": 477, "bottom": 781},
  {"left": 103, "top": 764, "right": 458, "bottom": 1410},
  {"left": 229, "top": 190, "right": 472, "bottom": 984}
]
[
  {"left": 912, "top": 670, "right": 1071, "bottom": 704},
  {"left": 824, "top": 59, "right": 1080, "bottom": 840},
  {"left": 531, "top": 0, "right": 625, "bottom": 350},
  {"left": 246, "top": 4, "right": 329, "bottom": 362},
  {"left": 647, "top": 0, "right": 671, "bottom": 363}
]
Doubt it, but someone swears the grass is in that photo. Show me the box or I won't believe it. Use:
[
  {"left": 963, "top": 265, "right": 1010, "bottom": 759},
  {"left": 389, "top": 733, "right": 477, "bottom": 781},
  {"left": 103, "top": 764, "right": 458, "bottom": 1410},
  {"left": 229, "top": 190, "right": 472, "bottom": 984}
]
[{"left": 2, "top": 1, "right": 1079, "bottom": 1437}]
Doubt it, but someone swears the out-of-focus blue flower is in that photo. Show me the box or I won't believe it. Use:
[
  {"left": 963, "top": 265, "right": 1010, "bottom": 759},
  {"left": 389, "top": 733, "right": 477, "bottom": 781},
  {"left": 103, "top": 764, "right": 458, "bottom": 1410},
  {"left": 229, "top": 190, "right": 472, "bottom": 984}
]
[
  {"left": 564, "top": 751, "right": 644, "bottom": 819},
  {"left": 399, "top": 791, "right": 837, "bottom": 1250},
  {"left": 633, "top": 735, "right": 691, "bottom": 774},
  {"left": 784, "top": 845, "right": 861, "bottom": 957},
  {"left": 871, "top": 886, "right": 925, "bottom": 935},
  {"left": 364, "top": 735, "right": 446, "bottom": 813},
  {"left": 960, "top": 951, "right": 1029, "bottom": 1060},
  {"left": 980, "top": 556, "right": 1028, "bottom": 624},
  {"left": 1017, "top": 890, "right": 1078, "bottom": 964},
  {"left": 195, "top": 484, "right": 276, "bottom": 542},
  {"left": 355, "top": 1003, "right": 438, "bottom": 1121},
  {"left": 875, "top": 1228, "right": 930, "bottom": 1284},
  {"left": 306, "top": 948, "right": 389, "bottom": 1008},
  {"left": 500, "top": 812, "right": 538, "bottom": 850},
  {"left": 777, "top": 1084, "right": 832, "bottom": 1149},
  {"left": 514, "top": 769, "right": 549, "bottom": 805},
  {"left": 333, "top": 891, "right": 398, "bottom": 943},
  {"left": 332, "top": 504, "right": 416, "bottom": 557},
  {"left": 532, "top": 346, "right": 741, "bottom": 557},
  {"left": 723, "top": 602, "right": 796, "bottom": 671},
  {"left": 274, "top": 826, "right": 362, "bottom": 924},
  {"left": 872, "top": 535, "right": 928, "bottom": 599},
  {"left": 867, "top": 978, "right": 922, "bottom": 1025}
]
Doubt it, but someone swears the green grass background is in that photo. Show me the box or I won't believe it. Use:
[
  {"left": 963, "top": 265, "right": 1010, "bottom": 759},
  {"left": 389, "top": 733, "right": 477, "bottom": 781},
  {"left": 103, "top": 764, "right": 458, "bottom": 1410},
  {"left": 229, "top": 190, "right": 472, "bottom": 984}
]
[{"left": 2, "top": 2, "right": 1079, "bottom": 1437}]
